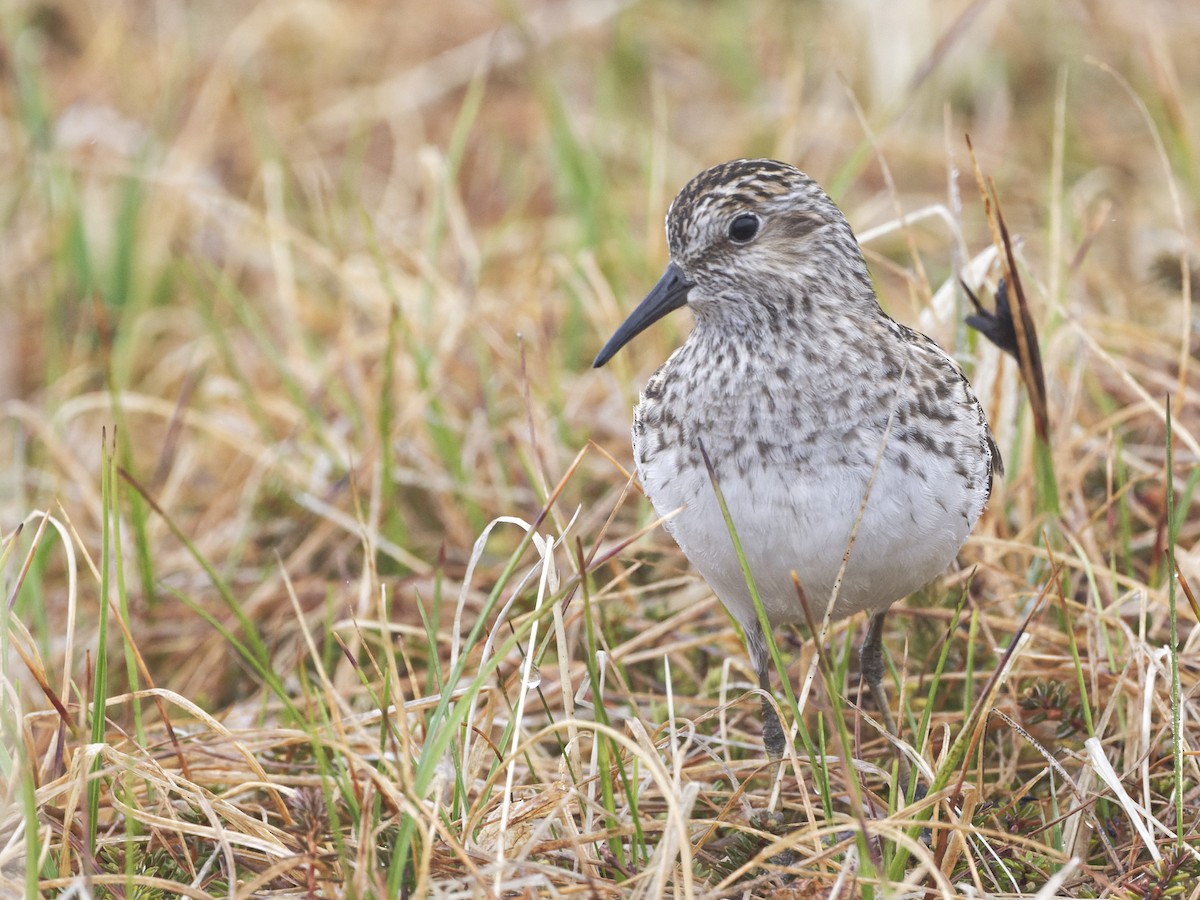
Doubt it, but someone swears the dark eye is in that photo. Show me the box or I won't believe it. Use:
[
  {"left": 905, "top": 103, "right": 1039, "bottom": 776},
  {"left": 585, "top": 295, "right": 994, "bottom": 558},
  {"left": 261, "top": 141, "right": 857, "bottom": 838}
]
[{"left": 728, "top": 213, "right": 760, "bottom": 243}]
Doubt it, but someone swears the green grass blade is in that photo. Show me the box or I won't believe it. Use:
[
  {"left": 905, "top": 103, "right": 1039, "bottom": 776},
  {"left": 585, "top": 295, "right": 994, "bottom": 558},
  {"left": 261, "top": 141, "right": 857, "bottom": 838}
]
[
  {"left": 1166, "top": 397, "right": 1183, "bottom": 846},
  {"left": 87, "top": 431, "right": 113, "bottom": 853}
]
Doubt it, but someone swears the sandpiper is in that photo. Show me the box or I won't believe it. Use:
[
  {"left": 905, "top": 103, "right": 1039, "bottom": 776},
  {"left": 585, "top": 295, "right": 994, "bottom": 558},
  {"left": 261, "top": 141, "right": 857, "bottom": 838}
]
[{"left": 594, "top": 159, "right": 1001, "bottom": 761}]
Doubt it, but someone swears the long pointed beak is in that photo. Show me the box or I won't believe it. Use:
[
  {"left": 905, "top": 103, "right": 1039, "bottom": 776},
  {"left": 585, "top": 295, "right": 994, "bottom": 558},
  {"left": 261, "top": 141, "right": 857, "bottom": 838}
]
[{"left": 593, "top": 263, "right": 693, "bottom": 368}]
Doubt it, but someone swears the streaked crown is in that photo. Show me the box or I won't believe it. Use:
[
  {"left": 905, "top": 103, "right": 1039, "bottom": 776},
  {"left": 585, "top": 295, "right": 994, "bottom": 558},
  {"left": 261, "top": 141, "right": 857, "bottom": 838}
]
[{"left": 664, "top": 159, "right": 875, "bottom": 310}]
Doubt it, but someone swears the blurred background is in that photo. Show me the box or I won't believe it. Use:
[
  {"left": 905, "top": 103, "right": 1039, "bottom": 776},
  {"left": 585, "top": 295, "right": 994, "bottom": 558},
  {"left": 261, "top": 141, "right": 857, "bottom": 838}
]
[
  {"left": 4, "top": 0, "right": 1195, "bottom": 684},
  {"left": 2, "top": 0, "right": 1198, "bottom": 893}
]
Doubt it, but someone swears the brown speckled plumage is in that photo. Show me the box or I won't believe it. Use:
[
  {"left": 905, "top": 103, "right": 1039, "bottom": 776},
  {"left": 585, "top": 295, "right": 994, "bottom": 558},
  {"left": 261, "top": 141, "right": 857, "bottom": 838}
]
[{"left": 594, "top": 159, "right": 1001, "bottom": 763}]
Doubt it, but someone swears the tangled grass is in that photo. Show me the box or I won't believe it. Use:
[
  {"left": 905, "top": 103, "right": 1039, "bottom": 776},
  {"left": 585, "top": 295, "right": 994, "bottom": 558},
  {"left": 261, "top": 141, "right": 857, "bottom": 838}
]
[{"left": 2, "top": 1, "right": 1199, "bottom": 896}]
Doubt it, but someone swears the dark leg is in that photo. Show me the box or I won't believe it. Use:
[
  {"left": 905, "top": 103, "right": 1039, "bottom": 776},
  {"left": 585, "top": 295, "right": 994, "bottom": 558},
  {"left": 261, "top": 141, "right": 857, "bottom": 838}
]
[
  {"left": 747, "top": 621, "right": 786, "bottom": 759},
  {"left": 860, "top": 612, "right": 896, "bottom": 736},
  {"left": 746, "top": 622, "right": 799, "bottom": 871},
  {"left": 861, "top": 611, "right": 912, "bottom": 789}
]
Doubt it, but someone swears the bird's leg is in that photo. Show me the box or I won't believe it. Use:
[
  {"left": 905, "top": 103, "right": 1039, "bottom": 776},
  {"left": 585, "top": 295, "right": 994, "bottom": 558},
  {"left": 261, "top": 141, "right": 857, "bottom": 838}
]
[
  {"left": 746, "top": 624, "right": 799, "bottom": 871},
  {"left": 861, "top": 611, "right": 913, "bottom": 792},
  {"left": 747, "top": 621, "right": 786, "bottom": 759},
  {"left": 860, "top": 612, "right": 896, "bottom": 735},
  {"left": 759, "top": 670, "right": 786, "bottom": 761}
]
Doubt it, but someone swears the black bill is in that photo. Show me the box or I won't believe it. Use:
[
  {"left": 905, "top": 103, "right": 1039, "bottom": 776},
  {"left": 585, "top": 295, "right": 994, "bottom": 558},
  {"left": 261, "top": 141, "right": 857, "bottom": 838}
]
[{"left": 593, "top": 262, "right": 694, "bottom": 368}]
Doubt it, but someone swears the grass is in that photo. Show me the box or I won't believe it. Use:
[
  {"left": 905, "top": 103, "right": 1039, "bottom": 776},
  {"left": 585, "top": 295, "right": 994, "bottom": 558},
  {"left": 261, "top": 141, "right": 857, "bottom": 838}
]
[{"left": 2, "top": 0, "right": 1200, "bottom": 896}]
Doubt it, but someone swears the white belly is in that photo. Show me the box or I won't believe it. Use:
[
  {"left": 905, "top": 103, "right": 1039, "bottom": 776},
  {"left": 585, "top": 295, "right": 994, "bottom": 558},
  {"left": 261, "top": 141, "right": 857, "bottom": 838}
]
[{"left": 636, "top": 435, "right": 984, "bottom": 632}]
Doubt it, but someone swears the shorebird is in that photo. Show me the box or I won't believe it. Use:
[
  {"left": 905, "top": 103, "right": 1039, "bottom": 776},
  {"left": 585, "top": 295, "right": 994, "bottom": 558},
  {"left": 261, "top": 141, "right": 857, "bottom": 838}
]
[{"left": 594, "top": 159, "right": 1001, "bottom": 761}]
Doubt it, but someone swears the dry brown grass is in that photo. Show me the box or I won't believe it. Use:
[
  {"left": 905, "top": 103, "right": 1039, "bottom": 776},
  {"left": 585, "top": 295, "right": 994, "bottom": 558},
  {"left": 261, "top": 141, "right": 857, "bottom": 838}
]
[{"left": 3, "top": 0, "right": 1200, "bottom": 896}]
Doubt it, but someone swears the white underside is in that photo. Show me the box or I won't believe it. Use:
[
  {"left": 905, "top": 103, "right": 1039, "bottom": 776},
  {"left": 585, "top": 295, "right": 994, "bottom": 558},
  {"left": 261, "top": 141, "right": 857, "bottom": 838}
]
[{"left": 639, "top": 444, "right": 982, "bottom": 633}]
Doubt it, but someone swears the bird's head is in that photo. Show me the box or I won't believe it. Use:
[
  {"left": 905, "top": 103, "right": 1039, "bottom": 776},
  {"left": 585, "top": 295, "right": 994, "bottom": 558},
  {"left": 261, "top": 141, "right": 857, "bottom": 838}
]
[{"left": 594, "top": 159, "right": 874, "bottom": 368}]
